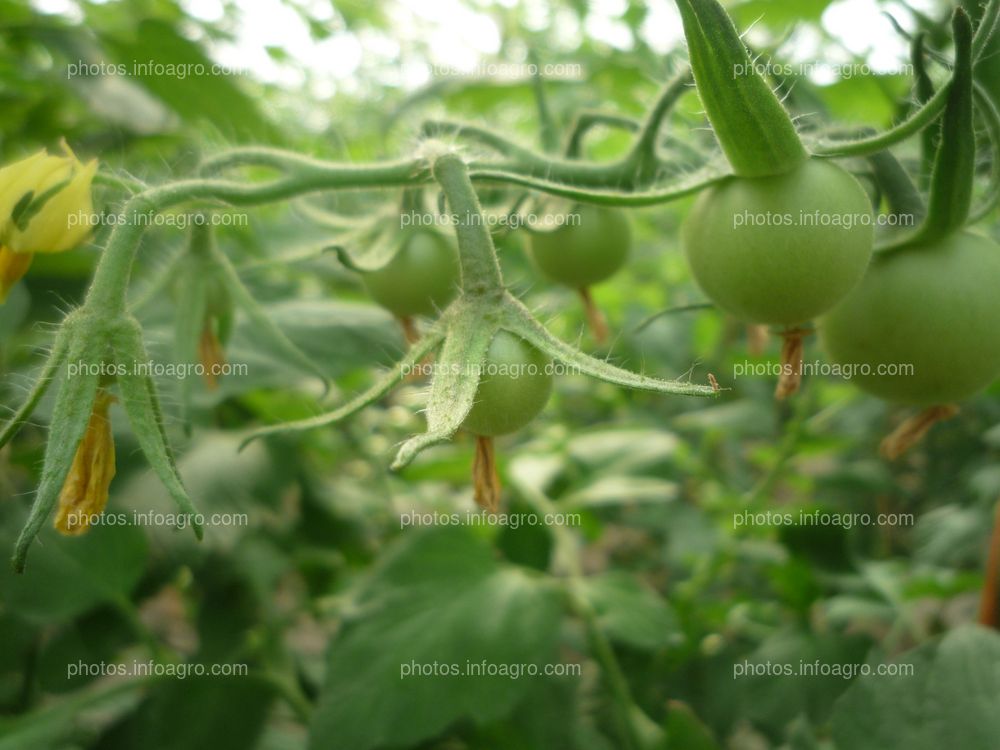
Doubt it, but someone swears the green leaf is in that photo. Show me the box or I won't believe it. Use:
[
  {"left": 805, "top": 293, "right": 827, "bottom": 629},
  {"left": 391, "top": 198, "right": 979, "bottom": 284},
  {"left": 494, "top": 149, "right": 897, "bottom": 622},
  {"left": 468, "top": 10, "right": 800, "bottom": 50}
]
[
  {"left": 0, "top": 679, "right": 146, "bottom": 750},
  {"left": 308, "top": 526, "right": 563, "bottom": 750},
  {"left": 831, "top": 625, "right": 1000, "bottom": 750},
  {"left": 0, "top": 514, "right": 148, "bottom": 623},
  {"left": 116, "top": 675, "right": 276, "bottom": 750},
  {"left": 660, "top": 700, "right": 721, "bottom": 750},
  {"left": 579, "top": 572, "right": 683, "bottom": 651}
]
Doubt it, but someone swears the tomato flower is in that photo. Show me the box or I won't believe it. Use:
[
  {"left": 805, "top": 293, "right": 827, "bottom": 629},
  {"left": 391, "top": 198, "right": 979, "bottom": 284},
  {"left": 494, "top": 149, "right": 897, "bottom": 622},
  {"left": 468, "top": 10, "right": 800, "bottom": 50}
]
[
  {"left": 53, "top": 389, "right": 116, "bottom": 536},
  {"left": 0, "top": 144, "right": 97, "bottom": 302}
]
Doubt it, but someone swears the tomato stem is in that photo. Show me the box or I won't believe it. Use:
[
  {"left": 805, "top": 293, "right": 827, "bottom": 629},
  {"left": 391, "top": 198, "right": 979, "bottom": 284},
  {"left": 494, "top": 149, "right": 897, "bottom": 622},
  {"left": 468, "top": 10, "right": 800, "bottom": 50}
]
[
  {"left": 564, "top": 111, "right": 640, "bottom": 158},
  {"left": 432, "top": 154, "right": 504, "bottom": 294}
]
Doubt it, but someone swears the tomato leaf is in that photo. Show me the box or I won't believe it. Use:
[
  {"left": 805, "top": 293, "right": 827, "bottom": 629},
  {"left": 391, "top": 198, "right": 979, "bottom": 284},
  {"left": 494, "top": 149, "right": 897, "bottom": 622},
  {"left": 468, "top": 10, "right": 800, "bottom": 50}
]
[{"left": 308, "top": 526, "right": 563, "bottom": 750}]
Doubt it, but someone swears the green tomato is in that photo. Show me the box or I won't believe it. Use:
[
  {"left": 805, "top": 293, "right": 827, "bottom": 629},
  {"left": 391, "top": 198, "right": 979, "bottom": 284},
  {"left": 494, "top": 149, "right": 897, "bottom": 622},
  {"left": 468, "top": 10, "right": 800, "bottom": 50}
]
[
  {"left": 682, "top": 158, "right": 874, "bottom": 325},
  {"left": 819, "top": 231, "right": 1000, "bottom": 405},
  {"left": 362, "top": 230, "right": 459, "bottom": 318},
  {"left": 528, "top": 204, "right": 631, "bottom": 288},
  {"left": 461, "top": 330, "right": 553, "bottom": 437}
]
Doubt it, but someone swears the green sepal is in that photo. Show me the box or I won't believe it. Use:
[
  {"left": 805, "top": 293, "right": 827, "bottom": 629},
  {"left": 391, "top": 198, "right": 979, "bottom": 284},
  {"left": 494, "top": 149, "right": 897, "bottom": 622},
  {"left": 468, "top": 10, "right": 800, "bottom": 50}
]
[
  {"left": 391, "top": 304, "right": 497, "bottom": 470},
  {"left": 239, "top": 324, "right": 446, "bottom": 449},
  {"left": 327, "top": 211, "right": 409, "bottom": 273},
  {"left": 12, "top": 317, "right": 103, "bottom": 572},
  {"left": 969, "top": 81, "right": 1000, "bottom": 222},
  {"left": 500, "top": 295, "right": 717, "bottom": 397},
  {"left": 114, "top": 316, "right": 203, "bottom": 541},
  {"left": 913, "top": 9, "right": 976, "bottom": 243},
  {"left": 867, "top": 149, "right": 926, "bottom": 225},
  {"left": 674, "top": 0, "right": 806, "bottom": 176},
  {"left": 207, "top": 233, "right": 330, "bottom": 393},
  {"left": 0, "top": 321, "right": 70, "bottom": 450},
  {"left": 911, "top": 33, "right": 938, "bottom": 189},
  {"left": 172, "top": 253, "right": 210, "bottom": 430}
]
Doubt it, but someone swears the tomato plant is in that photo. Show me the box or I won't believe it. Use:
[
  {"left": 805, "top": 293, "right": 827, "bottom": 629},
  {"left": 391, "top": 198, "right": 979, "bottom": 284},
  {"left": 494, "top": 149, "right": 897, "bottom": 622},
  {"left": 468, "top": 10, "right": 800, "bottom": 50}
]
[{"left": 1, "top": 0, "right": 1000, "bottom": 749}]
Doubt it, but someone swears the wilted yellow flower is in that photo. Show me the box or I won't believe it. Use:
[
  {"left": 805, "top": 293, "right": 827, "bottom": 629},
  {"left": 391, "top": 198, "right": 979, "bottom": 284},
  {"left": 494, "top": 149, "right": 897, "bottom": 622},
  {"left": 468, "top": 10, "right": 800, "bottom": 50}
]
[
  {"left": 0, "top": 245, "right": 33, "bottom": 303},
  {"left": 54, "top": 389, "right": 116, "bottom": 536},
  {"left": 198, "top": 321, "right": 227, "bottom": 391}
]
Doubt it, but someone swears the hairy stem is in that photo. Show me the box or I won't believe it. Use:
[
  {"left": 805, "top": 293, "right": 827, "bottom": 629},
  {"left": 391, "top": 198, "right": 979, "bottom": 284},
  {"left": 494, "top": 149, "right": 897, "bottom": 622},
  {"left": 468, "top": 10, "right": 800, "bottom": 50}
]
[{"left": 432, "top": 155, "right": 504, "bottom": 293}]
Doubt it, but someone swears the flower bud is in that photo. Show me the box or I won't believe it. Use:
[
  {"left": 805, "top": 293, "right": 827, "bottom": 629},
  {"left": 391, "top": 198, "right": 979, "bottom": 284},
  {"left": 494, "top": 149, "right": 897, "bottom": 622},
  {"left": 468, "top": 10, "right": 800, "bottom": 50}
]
[{"left": 54, "top": 389, "right": 116, "bottom": 536}]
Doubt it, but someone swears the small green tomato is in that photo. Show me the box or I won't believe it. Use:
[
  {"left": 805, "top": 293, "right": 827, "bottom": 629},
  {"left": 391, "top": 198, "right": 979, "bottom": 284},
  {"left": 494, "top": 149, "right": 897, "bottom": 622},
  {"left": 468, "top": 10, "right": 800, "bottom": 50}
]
[
  {"left": 528, "top": 204, "right": 631, "bottom": 288},
  {"left": 682, "top": 159, "right": 874, "bottom": 325},
  {"left": 819, "top": 231, "right": 1000, "bottom": 405},
  {"left": 362, "top": 230, "right": 459, "bottom": 318},
  {"left": 462, "top": 330, "right": 553, "bottom": 437}
]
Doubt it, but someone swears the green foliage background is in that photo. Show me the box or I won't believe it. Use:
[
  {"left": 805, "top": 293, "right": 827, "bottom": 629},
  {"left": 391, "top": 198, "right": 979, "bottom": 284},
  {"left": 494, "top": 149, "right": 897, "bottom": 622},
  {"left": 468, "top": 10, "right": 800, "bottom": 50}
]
[{"left": 1, "top": 0, "right": 999, "bottom": 748}]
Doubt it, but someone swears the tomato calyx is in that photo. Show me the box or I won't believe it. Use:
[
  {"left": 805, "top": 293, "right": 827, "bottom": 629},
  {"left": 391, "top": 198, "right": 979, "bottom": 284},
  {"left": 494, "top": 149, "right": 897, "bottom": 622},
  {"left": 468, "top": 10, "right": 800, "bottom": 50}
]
[{"left": 674, "top": 0, "right": 806, "bottom": 177}]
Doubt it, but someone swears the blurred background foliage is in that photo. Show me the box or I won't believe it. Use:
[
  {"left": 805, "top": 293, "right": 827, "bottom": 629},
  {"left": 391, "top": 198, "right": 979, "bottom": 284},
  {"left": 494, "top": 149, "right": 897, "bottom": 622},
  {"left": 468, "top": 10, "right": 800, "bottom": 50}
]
[{"left": 1, "top": 0, "right": 999, "bottom": 748}]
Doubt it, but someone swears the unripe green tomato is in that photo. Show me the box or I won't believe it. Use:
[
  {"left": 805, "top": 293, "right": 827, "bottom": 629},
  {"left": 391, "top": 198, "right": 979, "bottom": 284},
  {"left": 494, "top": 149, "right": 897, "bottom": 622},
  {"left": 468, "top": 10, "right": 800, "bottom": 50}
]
[
  {"left": 819, "top": 231, "right": 1000, "bottom": 405},
  {"left": 461, "top": 330, "right": 553, "bottom": 437},
  {"left": 682, "top": 159, "right": 874, "bottom": 325},
  {"left": 362, "top": 230, "right": 459, "bottom": 318},
  {"left": 528, "top": 204, "right": 631, "bottom": 288}
]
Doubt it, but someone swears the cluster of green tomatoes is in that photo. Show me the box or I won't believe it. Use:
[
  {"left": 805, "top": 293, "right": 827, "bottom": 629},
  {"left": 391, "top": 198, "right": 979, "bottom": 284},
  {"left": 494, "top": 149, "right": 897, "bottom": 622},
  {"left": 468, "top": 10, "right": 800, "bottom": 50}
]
[{"left": 355, "top": 0, "right": 1000, "bottom": 452}]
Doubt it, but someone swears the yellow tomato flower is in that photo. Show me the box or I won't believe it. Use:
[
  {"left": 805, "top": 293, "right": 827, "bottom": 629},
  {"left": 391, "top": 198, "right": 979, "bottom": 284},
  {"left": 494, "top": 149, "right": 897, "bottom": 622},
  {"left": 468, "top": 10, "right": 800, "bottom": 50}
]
[
  {"left": 0, "top": 144, "right": 97, "bottom": 303},
  {"left": 54, "top": 389, "right": 117, "bottom": 536}
]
